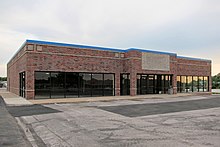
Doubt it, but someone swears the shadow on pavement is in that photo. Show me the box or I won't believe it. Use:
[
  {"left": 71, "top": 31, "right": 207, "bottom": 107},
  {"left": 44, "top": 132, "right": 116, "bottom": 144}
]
[{"left": 7, "top": 105, "right": 62, "bottom": 117}]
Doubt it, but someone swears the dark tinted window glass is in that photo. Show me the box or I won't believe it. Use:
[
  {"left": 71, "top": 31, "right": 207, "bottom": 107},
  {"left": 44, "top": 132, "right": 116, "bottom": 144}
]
[
  {"left": 120, "top": 74, "right": 130, "bottom": 95},
  {"left": 156, "top": 75, "right": 162, "bottom": 94},
  {"left": 92, "top": 74, "right": 103, "bottom": 96},
  {"left": 79, "top": 73, "right": 92, "bottom": 97},
  {"left": 140, "top": 75, "right": 147, "bottom": 94},
  {"left": 137, "top": 75, "right": 141, "bottom": 95},
  {"left": 177, "top": 76, "right": 181, "bottom": 93},
  {"left": 104, "top": 74, "right": 114, "bottom": 96},
  {"left": 193, "top": 76, "right": 198, "bottom": 92},
  {"left": 148, "top": 75, "right": 155, "bottom": 94},
  {"left": 137, "top": 74, "right": 172, "bottom": 95},
  {"left": 51, "top": 72, "right": 65, "bottom": 98},
  {"left": 198, "top": 76, "right": 204, "bottom": 92},
  {"left": 177, "top": 76, "right": 208, "bottom": 93},
  {"left": 187, "top": 76, "right": 193, "bottom": 92},
  {"left": 164, "top": 75, "right": 169, "bottom": 94},
  {"left": 35, "top": 72, "right": 115, "bottom": 99},
  {"left": 35, "top": 72, "right": 51, "bottom": 98},
  {"left": 19, "top": 72, "right": 25, "bottom": 97},
  {"left": 161, "top": 75, "right": 165, "bottom": 94},
  {"left": 204, "top": 77, "right": 209, "bottom": 92},
  {"left": 154, "top": 75, "right": 158, "bottom": 94},
  {"left": 181, "top": 76, "right": 187, "bottom": 93},
  {"left": 66, "top": 73, "right": 79, "bottom": 98}
]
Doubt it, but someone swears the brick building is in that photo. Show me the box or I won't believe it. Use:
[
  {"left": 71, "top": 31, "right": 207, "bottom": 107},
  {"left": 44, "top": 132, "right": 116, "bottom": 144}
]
[{"left": 7, "top": 40, "right": 212, "bottom": 99}]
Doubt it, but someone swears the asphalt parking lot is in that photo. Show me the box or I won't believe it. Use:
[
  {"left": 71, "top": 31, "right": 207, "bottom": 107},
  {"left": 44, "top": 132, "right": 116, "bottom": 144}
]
[
  {"left": 0, "top": 96, "right": 31, "bottom": 147},
  {"left": 99, "top": 97, "right": 220, "bottom": 117},
  {"left": 8, "top": 95, "right": 220, "bottom": 147}
]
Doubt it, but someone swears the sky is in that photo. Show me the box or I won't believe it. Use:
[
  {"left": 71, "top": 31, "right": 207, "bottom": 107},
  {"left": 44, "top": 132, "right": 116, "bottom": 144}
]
[{"left": 0, "top": 0, "right": 220, "bottom": 77}]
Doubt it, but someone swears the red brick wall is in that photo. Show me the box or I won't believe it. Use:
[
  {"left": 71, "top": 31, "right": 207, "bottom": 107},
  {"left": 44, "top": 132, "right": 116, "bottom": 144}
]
[
  {"left": 122, "top": 50, "right": 211, "bottom": 95},
  {"left": 176, "top": 58, "right": 212, "bottom": 92},
  {"left": 7, "top": 46, "right": 27, "bottom": 96},
  {"left": 7, "top": 42, "right": 212, "bottom": 99},
  {"left": 24, "top": 44, "right": 124, "bottom": 99}
]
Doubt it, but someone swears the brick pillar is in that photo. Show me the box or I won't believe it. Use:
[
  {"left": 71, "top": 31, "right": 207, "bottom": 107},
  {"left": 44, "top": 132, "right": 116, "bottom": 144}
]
[
  {"left": 209, "top": 75, "right": 212, "bottom": 92},
  {"left": 115, "top": 72, "right": 120, "bottom": 96},
  {"left": 25, "top": 69, "right": 35, "bottom": 99},
  {"left": 130, "top": 72, "right": 136, "bottom": 96},
  {"left": 172, "top": 74, "right": 177, "bottom": 94}
]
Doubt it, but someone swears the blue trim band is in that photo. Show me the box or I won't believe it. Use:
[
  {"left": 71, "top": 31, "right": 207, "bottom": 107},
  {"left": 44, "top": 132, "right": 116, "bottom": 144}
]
[
  {"left": 177, "top": 56, "right": 211, "bottom": 62},
  {"left": 127, "top": 48, "right": 177, "bottom": 56},
  {"left": 26, "top": 40, "right": 125, "bottom": 53},
  {"left": 26, "top": 39, "right": 178, "bottom": 56}
]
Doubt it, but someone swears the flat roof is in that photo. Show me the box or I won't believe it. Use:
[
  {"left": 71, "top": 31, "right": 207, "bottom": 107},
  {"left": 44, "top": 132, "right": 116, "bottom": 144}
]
[
  {"left": 26, "top": 40, "right": 177, "bottom": 56},
  {"left": 8, "top": 39, "right": 212, "bottom": 63},
  {"left": 176, "top": 56, "right": 211, "bottom": 62}
]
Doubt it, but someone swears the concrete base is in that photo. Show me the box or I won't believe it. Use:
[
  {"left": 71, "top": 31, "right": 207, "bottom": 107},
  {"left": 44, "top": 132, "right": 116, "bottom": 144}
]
[{"left": 29, "top": 92, "right": 212, "bottom": 105}]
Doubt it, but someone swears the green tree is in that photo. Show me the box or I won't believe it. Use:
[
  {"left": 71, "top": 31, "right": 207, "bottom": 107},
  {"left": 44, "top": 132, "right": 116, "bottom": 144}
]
[
  {"left": 212, "top": 73, "right": 220, "bottom": 89},
  {"left": 0, "top": 77, "right": 7, "bottom": 81}
]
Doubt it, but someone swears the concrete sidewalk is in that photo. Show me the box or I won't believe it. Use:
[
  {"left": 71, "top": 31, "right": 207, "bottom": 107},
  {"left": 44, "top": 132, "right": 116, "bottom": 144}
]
[
  {"left": 29, "top": 92, "right": 211, "bottom": 104},
  {"left": 0, "top": 89, "right": 32, "bottom": 106},
  {"left": 0, "top": 88, "right": 211, "bottom": 105}
]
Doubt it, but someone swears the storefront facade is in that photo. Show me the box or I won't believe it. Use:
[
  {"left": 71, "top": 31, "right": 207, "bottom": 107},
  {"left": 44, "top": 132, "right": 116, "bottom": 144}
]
[{"left": 7, "top": 40, "right": 212, "bottom": 99}]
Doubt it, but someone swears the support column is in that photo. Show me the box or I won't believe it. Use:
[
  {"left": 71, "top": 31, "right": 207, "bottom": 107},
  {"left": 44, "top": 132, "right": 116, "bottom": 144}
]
[
  {"left": 130, "top": 72, "right": 137, "bottom": 96},
  {"left": 115, "top": 72, "right": 120, "bottom": 96},
  {"left": 25, "top": 69, "right": 35, "bottom": 100},
  {"left": 172, "top": 74, "right": 177, "bottom": 94},
  {"left": 209, "top": 75, "right": 212, "bottom": 92}
]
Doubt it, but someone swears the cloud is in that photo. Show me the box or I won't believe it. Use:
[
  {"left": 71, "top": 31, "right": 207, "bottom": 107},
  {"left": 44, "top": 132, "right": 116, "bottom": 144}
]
[
  {"left": 0, "top": 26, "right": 38, "bottom": 63},
  {"left": 0, "top": 0, "right": 205, "bottom": 45},
  {"left": 0, "top": 64, "right": 7, "bottom": 77},
  {"left": 0, "top": 0, "right": 220, "bottom": 76}
]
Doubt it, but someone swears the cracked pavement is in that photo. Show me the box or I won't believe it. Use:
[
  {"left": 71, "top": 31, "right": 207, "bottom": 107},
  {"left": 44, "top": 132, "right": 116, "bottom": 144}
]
[{"left": 10, "top": 95, "right": 220, "bottom": 147}]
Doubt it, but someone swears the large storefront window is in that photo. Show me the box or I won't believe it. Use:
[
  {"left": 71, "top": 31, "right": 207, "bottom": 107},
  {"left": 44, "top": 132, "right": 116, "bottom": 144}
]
[
  {"left": 198, "top": 76, "right": 204, "bottom": 92},
  {"left": 137, "top": 74, "right": 172, "bottom": 95},
  {"left": 91, "top": 74, "right": 103, "bottom": 97},
  {"left": 79, "top": 73, "right": 92, "bottom": 97},
  {"left": 35, "top": 72, "right": 115, "bottom": 99},
  {"left": 181, "top": 76, "right": 187, "bottom": 93},
  {"left": 204, "top": 77, "right": 209, "bottom": 92},
  {"left": 177, "top": 76, "right": 181, "bottom": 93},
  {"left": 104, "top": 74, "right": 114, "bottom": 96},
  {"left": 51, "top": 72, "right": 65, "bottom": 98},
  {"left": 35, "top": 72, "right": 51, "bottom": 99},
  {"left": 193, "top": 76, "right": 198, "bottom": 92},
  {"left": 66, "top": 73, "right": 79, "bottom": 98},
  {"left": 177, "top": 76, "right": 209, "bottom": 93},
  {"left": 148, "top": 75, "right": 155, "bottom": 94},
  {"left": 137, "top": 75, "right": 141, "bottom": 95},
  {"left": 187, "top": 76, "right": 193, "bottom": 92}
]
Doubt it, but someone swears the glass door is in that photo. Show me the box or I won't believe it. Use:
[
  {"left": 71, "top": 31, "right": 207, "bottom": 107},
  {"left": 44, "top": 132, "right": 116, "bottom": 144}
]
[
  {"left": 19, "top": 72, "right": 25, "bottom": 98},
  {"left": 120, "top": 74, "right": 130, "bottom": 95}
]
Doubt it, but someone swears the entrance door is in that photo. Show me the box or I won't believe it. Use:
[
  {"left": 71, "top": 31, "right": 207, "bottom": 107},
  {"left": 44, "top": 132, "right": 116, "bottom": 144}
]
[
  {"left": 120, "top": 74, "right": 130, "bottom": 95},
  {"left": 19, "top": 72, "right": 25, "bottom": 98}
]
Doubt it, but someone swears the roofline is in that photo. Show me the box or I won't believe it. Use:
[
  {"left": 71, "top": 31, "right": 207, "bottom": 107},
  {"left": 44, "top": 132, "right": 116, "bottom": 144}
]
[
  {"left": 26, "top": 40, "right": 177, "bottom": 56},
  {"left": 8, "top": 39, "right": 212, "bottom": 64},
  {"left": 177, "top": 56, "right": 212, "bottom": 62},
  {"left": 7, "top": 40, "right": 27, "bottom": 64},
  {"left": 127, "top": 48, "right": 177, "bottom": 56},
  {"left": 26, "top": 39, "right": 125, "bottom": 52}
]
